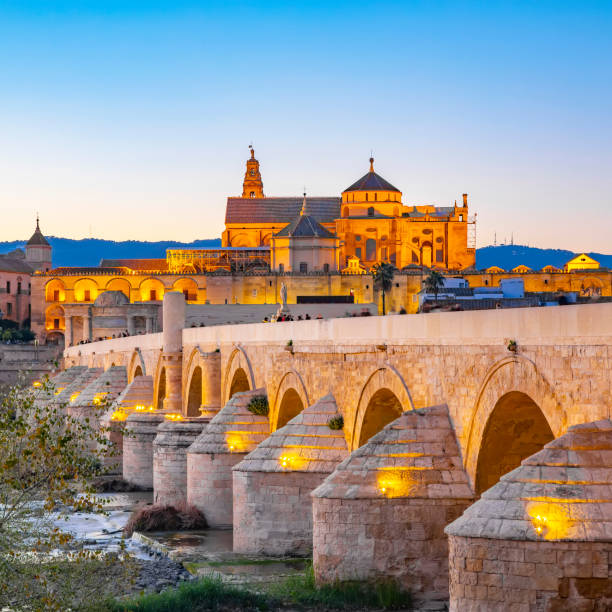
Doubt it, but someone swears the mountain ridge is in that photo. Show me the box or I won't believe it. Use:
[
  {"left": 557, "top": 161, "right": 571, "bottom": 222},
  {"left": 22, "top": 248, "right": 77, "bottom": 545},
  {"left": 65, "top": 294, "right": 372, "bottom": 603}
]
[{"left": 1, "top": 237, "right": 610, "bottom": 271}]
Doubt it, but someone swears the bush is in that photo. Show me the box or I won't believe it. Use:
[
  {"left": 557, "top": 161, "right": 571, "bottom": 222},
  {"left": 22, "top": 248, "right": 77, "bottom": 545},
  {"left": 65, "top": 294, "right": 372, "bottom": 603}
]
[
  {"left": 107, "top": 575, "right": 271, "bottom": 612},
  {"left": 0, "top": 318, "right": 18, "bottom": 330},
  {"left": 268, "top": 562, "right": 412, "bottom": 610},
  {"left": 123, "top": 502, "right": 207, "bottom": 537},
  {"left": 247, "top": 395, "right": 269, "bottom": 417},
  {"left": 327, "top": 415, "right": 344, "bottom": 430}
]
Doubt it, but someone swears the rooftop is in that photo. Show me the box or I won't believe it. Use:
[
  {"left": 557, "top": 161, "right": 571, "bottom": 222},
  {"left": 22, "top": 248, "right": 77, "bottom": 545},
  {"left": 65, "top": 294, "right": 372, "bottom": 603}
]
[
  {"left": 226, "top": 197, "right": 340, "bottom": 224},
  {"left": 343, "top": 158, "right": 401, "bottom": 193}
]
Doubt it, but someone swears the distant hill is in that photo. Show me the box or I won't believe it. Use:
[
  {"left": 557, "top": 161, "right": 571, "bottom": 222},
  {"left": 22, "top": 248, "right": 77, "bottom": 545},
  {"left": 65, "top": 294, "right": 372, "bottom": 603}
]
[
  {"left": 475, "top": 245, "right": 612, "bottom": 271},
  {"left": 0, "top": 237, "right": 222, "bottom": 268},
  {"left": 0, "top": 238, "right": 610, "bottom": 271}
]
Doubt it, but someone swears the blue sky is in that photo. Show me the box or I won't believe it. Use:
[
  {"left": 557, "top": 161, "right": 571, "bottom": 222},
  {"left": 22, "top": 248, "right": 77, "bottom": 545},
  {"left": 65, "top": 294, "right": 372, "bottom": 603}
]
[{"left": 1, "top": 1, "right": 610, "bottom": 251}]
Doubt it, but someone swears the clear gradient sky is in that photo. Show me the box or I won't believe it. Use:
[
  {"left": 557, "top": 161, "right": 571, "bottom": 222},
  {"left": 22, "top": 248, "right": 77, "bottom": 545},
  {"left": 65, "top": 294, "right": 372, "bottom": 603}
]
[{"left": 1, "top": 1, "right": 610, "bottom": 251}]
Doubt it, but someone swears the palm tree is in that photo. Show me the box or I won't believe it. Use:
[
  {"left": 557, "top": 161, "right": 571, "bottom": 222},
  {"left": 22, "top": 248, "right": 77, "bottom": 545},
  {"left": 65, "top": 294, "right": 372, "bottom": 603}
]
[
  {"left": 424, "top": 270, "right": 445, "bottom": 302},
  {"left": 372, "top": 262, "right": 395, "bottom": 315}
]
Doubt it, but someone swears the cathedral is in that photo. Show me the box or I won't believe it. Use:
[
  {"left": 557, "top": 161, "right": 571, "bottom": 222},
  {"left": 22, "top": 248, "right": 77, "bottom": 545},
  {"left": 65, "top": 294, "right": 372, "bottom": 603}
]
[
  {"left": 223, "top": 147, "right": 476, "bottom": 272},
  {"left": 24, "top": 147, "right": 611, "bottom": 346}
]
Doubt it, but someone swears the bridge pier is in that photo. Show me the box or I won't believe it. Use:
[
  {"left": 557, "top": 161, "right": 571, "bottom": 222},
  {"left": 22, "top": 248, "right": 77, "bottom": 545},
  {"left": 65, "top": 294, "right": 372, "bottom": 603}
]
[
  {"left": 161, "top": 292, "right": 186, "bottom": 414},
  {"left": 101, "top": 375, "right": 154, "bottom": 474},
  {"left": 153, "top": 417, "right": 209, "bottom": 506},
  {"left": 445, "top": 419, "right": 612, "bottom": 611},
  {"left": 186, "top": 389, "right": 269, "bottom": 527},
  {"left": 233, "top": 394, "right": 348, "bottom": 555},
  {"left": 312, "top": 405, "right": 474, "bottom": 609},
  {"left": 123, "top": 411, "right": 165, "bottom": 489}
]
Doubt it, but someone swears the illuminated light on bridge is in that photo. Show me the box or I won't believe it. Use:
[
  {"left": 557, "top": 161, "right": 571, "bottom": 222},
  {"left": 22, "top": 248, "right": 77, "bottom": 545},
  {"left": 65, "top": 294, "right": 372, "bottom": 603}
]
[
  {"left": 164, "top": 413, "right": 184, "bottom": 422},
  {"left": 110, "top": 409, "right": 128, "bottom": 422},
  {"left": 134, "top": 404, "right": 154, "bottom": 412},
  {"left": 69, "top": 392, "right": 80, "bottom": 403},
  {"left": 92, "top": 392, "right": 108, "bottom": 405},
  {"left": 526, "top": 500, "right": 575, "bottom": 540}
]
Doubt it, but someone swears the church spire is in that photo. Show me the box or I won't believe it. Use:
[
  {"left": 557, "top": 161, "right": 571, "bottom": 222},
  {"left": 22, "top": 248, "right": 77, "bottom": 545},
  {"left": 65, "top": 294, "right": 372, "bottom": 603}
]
[
  {"left": 300, "top": 190, "right": 310, "bottom": 216},
  {"left": 242, "top": 145, "right": 264, "bottom": 198}
]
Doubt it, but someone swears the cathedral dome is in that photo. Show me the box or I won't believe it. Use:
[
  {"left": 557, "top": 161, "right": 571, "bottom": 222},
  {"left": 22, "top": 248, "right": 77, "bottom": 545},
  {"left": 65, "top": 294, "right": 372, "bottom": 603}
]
[{"left": 343, "top": 158, "right": 400, "bottom": 194}]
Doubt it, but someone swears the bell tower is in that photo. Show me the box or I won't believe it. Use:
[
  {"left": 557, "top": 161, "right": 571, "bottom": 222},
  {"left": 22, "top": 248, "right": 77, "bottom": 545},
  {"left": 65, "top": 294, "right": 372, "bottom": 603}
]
[{"left": 242, "top": 145, "right": 264, "bottom": 198}]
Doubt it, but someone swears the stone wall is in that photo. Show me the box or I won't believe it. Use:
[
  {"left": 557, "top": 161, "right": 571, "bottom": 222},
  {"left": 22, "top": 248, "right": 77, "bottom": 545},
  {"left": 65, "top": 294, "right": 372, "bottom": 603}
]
[
  {"left": 153, "top": 418, "right": 207, "bottom": 506},
  {"left": 233, "top": 471, "right": 328, "bottom": 556},
  {"left": 123, "top": 412, "right": 164, "bottom": 489},
  {"left": 315, "top": 497, "right": 468, "bottom": 604},
  {"left": 448, "top": 535, "right": 612, "bottom": 611}
]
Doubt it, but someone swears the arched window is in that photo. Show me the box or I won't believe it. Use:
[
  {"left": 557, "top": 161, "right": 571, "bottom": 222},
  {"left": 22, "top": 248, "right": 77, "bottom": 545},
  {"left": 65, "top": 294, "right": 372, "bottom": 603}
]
[
  {"left": 250, "top": 191, "right": 255, "bottom": 198},
  {"left": 367, "top": 207, "right": 374, "bottom": 216},
  {"left": 343, "top": 206, "right": 349, "bottom": 217},
  {"left": 365, "top": 193, "right": 369, "bottom": 201}
]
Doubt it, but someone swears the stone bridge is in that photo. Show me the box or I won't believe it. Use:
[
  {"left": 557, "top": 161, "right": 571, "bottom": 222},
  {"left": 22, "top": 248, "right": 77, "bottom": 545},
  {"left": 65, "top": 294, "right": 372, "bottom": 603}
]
[
  {"left": 64, "top": 297, "right": 611, "bottom": 491},
  {"left": 60, "top": 296, "right": 612, "bottom": 608}
]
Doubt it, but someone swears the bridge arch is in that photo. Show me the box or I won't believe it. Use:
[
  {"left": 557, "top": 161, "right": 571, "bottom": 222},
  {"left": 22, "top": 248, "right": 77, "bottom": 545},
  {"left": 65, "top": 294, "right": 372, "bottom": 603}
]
[
  {"left": 270, "top": 370, "right": 310, "bottom": 431},
  {"left": 465, "top": 355, "right": 563, "bottom": 490},
  {"left": 153, "top": 355, "right": 167, "bottom": 410},
  {"left": 351, "top": 365, "right": 414, "bottom": 450},
  {"left": 222, "top": 346, "right": 256, "bottom": 405},
  {"left": 128, "top": 349, "right": 147, "bottom": 382},
  {"left": 183, "top": 347, "right": 207, "bottom": 416}
]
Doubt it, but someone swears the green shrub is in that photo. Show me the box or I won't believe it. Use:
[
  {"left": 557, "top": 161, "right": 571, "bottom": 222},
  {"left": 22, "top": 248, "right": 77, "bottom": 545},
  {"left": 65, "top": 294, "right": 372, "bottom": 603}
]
[
  {"left": 268, "top": 562, "right": 412, "bottom": 610},
  {"left": 327, "top": 415, "right": 344, "bottom": 430},
  {"left": 247, "top": 395, "right": 269, "bottom": 417},
  {"left": 106, "top": 575, "right": 271, "bottom": 612}
]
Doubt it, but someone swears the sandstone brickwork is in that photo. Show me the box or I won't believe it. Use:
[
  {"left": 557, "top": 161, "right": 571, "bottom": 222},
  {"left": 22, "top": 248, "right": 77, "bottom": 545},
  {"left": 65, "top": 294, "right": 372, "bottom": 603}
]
[
  {"left": 153, "top": 417, "right": 208, "bottom": 506},
  {"left": 112, "top": 375, "right": 154, "bottom": 411},
  {"left": 67, "top": 365, "right": 128, "bottom": 417},
  {"left": 123, "top": 411, "right": 165, "bottom": 489},
  {"left": 312, "top": 405, "right": 474, "bottom": 609},
  {"left": 50, "top": 367, "right": 103, "bottom": 408},
  {"left": 186, "top": 389, "right": 268, "bottom": 527},
  {"left": 33, "top": 365, "right": 87, "bottom": 407},
  {"left": 445, "top": 419, "right": 612, "bottom": 611},
  {"left": 233, "top": 394, "right": 348, "bottom": 555}
]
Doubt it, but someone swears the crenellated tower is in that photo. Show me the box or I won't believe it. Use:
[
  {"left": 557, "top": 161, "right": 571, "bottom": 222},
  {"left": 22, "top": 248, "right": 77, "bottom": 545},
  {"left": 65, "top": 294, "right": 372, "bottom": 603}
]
[{"left": 242, "top": 145, "right": 264, "bottom": 198}]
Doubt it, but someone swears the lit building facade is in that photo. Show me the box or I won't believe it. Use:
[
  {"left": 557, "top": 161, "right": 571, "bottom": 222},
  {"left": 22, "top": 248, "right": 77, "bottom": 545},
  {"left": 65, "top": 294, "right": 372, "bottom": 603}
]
[
  {"left": 22, "top": 148, "right": 612, "bottom": 345},
  {"left": 223, "top": 150, "right": 475, "bottom": 271}
]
